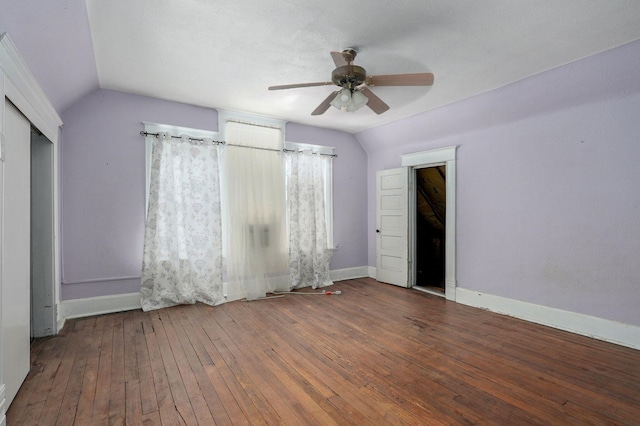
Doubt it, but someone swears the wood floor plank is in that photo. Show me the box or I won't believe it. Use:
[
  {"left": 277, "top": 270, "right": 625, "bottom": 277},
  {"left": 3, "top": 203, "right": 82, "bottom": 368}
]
[
  {"left": 108, "top": 313, "right": 127, "bottom": 426},
  {"left": 206, "top": 313, "right": 285, "bottom": 424},
  {"left": 7, "top": 279, "right": 640, "bottom": 425},
  {"left": 7, "top": 333, "right": 66, "bottom": 424},
  {"left": 55, "top": 317, "right": 97, "bottom": 425},
  {"left": 321, "top": 282, "right": 608, "bottom": 423},
  {"left": 73, "top": 315, "right": 106, "bottom": 425},
  {"left": 32, "top": 320, "right": 83, "bottom": 425},
  {"left": 91, "top": 313, "right": 115, "bottom": 426},
  {"left": 143, "top": 318, "right": 183, "bottom": 426},
  {"left": 124, "top": 312, "right": 145, "bottom": 425},
  {"left": 152, "top": 311, "right": 199, "bottom": 425},
  {"left": 300, "top": 289, "right": 556, "bottom": 423},
  {"left": 237, "top": 297, "right": 438, "bottom": 425},
  {"left": 173, "top": 308, "right": 236, "bottom": 425},
  {"left": 135, "top": 309, "right": 164, "bottom": 420},
  {"left": 141, "top": 409, "right": 162, "bottom": 426},
  {"left": 194, "top": 304, "right": 272, "bottom": 425},
  {"left": 9, "top": 336, "right": 60, "bottom": 425},
  {"left": 185, "top": 306, "right": 251, "bottom": 425},
  {"left": 278, "top": 300, "right": 464, "bottom": 425},
  {"left": 159, "top": 307, "right": 217, "bottom": 425},
  {"left": 220, "top": 302, "right": 340, "bottom": 426}
]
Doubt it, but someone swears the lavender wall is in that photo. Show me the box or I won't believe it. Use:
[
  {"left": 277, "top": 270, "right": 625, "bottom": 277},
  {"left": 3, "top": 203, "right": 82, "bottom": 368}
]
[
  {"left": 61, "top": 89, "right": 367, "bottom": 300},
  {"left": 356, "top": 40, "right": 640, "bottom": 326}
]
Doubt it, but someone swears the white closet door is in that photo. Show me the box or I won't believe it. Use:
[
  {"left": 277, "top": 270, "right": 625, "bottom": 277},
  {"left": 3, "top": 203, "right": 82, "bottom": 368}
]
[
  {"left": 376, "top": 167, "right": 410, "bottom": 287},
  {"left": 2, "top": 100, "right": 31, "bottom": 408}
]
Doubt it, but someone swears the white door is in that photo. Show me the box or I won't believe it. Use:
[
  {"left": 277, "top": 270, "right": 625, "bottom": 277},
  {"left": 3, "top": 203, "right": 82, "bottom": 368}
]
[
  {"left": 376, "top": 168, "right": 410, "bottom": 287},
  {"left": 2, "top": 100, "right": 31, "bottom": 408}
]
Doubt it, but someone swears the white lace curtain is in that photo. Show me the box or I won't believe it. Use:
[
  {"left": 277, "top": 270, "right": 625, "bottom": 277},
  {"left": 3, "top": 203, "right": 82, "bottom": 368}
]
[
  {"left": 287, "top": 151, "right": 334, "bottom": 289},
  {"left": 141, "top": 126, "right": 334, "bottom": 309},
  {"left": 223, "top": 122, "right": 290, "bottom": 300},
  {"left": 141, "top": 133, "right": 224, "bottom": 311}
]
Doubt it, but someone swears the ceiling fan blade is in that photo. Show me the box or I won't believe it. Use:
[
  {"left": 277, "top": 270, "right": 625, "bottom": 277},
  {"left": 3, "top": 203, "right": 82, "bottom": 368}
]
[
  {"left": 330, "top": 50, "right": 354, "bottom": 67},
  {"left": 311, "top": 91, "right": 340, "bottom": 115},
  {"left": 367, "top": 73, "right": 434, "bottom": 87},
  {"left": 269, "top": 82, "right": 334, "bottom": 90},
  {"left": 359, "top": 87, "right": 390, "bottom": 115}
]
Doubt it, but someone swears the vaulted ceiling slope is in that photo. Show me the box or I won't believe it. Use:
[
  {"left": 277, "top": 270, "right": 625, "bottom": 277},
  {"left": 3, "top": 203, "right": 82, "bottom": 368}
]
[
  {"left": 2, "top": 0, "right": 99, "bottom": 113},
  {"left": 3, "top": 1, "right": 640, "bottom": 133}
]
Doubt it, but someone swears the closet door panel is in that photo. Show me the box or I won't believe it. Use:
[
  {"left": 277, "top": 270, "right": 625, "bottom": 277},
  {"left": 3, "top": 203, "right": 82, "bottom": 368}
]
[{"left": 2, "top": 100, "right": 31, "bottom": 408}]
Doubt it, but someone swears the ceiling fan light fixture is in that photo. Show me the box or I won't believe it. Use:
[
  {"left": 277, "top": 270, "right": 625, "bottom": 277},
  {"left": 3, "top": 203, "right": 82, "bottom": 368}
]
[
  {"left": 330, "top": 88, "right": 368, "bottom": 112},
  {"left": 330, "top": 88, "right": 351, "bottom": 110},
  {"left": 348, "top": 90, "right": 369, "bottom": 111}
]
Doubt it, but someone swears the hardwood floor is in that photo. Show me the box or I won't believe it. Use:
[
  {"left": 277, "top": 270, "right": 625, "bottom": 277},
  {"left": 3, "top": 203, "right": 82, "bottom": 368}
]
[{"left": 7, "top": 278, "right": 640, "bottom": 425}]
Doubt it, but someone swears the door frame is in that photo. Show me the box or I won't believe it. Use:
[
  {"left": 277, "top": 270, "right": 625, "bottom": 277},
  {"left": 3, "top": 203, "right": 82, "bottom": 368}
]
[
  {"left": 31, "top": 129, "right": 56, "bottom": 337},
  {"left": 402, "top": 146, "right": 457, "bottom": 301}
]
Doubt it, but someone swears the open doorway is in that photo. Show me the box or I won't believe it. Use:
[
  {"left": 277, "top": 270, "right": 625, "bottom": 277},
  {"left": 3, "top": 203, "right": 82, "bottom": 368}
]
[
  {"left": 31, "top": 126, "right": 56, "bottom": 338},
  {"left": 413, "top": 165, "right": 446, "bottom": 295}
]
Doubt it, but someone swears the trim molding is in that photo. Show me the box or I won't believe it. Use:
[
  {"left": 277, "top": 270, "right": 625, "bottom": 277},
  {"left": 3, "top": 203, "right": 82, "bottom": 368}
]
[
  {"left": 400, "top": 146, "right": 456, "bottom": 166},
  {"left": 0, "top": 33, "right": 62, "bottom": 143},
  {"left": 456, "top": 288, "right": 640, "bottom": 350},
  {"left": 62, "top": 275, "right": 141, "bottom": 285},
  {"left": 60, "top": 293, "right": 141, "bottom": 320},
  {"left": 331, "top": 266, "right": 369, "bottom": 281}
]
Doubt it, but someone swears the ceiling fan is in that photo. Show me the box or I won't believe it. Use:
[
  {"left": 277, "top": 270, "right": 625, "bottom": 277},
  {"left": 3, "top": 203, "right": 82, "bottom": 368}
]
[{"left": 268, "top": 48, "right": 434, "bottom": 115}]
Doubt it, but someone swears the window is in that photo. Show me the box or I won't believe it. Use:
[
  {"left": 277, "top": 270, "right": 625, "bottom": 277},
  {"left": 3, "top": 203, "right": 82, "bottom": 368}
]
[{"left": 218, "top": 110, "right": 335, "bottom": 249}]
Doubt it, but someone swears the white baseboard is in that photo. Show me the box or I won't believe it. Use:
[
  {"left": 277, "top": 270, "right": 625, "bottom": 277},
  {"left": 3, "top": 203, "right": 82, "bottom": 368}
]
[
  {"left": 58, "top": 266, "right": 373, "bottom": 321},
  {"left": 57, "top": 316, "right": 66, "bottom": 335},
  {"left": 331, "top": 266, "right": 369, "bottom": 281},
  {"left": 0, "top": 383, "right": 6, "bottom": 426},
  {"left": 60, "top": 292, "right": 141, "bottom": 320},
  {"left": 456, "top": 288, "right": 640, "bottom": 350},
  {"left": 367, "top": 266, "right": 376, "bottom": 279}
]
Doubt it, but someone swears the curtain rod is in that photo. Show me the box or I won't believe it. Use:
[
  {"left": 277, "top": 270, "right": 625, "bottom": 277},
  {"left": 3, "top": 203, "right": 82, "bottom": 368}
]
[
  {"left": 140, "top": 131, "right": 225, "bottom": 144},
  {"left": 140, "top": 131, "right": 337, "bottom": 158}
]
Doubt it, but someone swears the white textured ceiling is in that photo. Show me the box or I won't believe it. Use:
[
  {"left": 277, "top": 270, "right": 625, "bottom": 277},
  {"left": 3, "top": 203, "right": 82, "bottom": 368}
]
[{"left": 86, "top": 0, "right": 640, "bottom": 133}]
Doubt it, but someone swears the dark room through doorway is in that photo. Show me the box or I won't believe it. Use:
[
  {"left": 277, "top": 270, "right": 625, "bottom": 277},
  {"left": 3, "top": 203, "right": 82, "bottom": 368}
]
[{"left": 414, "top": 165, "right": 446, "bottom": 294}]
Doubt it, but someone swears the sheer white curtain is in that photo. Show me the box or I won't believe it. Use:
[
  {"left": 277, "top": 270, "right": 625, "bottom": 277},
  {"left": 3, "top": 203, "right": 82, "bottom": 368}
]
[
  {"left": 223, "top": 122, "right": 289, "bottom": 300},
  {"left": 287, "top": 151, "right": 334, "bottom": 289},
  {"left": 141, "top": 133, "right": 224, "bottom": 311}
]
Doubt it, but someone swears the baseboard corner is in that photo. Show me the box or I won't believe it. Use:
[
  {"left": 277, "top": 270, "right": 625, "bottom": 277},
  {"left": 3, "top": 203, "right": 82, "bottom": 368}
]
[{"left": 367, "top": 266, "right": 376, "bottom": 279}]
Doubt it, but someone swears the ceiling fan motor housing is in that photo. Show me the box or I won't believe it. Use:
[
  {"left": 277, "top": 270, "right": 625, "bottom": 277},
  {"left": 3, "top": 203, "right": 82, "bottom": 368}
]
[{"left": 332, "top": 65, "right": 366, "bottom": 88}]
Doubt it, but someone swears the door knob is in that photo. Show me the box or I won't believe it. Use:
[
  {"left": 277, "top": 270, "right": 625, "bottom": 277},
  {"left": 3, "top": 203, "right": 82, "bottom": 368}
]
[{"left": 376, "top": 229, "right": 380, "bottom": 233}]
